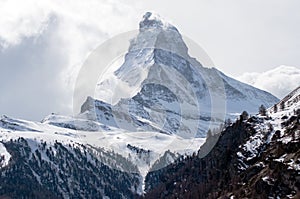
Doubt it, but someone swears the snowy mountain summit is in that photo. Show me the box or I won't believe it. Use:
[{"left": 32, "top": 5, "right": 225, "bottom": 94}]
[
  {"left": 139, "top": 12, "right": 176, "bottom": 31},
  {"left": 78, "top": 12, "right": 279, "bottom": 138}
]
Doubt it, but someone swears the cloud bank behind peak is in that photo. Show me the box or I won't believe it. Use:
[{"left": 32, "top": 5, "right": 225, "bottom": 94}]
[{"left": 237, "top": 65, "right": 300, "bottom": 99}]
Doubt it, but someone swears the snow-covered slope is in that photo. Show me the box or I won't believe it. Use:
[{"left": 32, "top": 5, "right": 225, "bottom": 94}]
[
  {"left": 269, "top": 86, "right": 300, "bottom": 114},
  {"left": 82, "top": 12, "right": 279, "bottom": 138}
]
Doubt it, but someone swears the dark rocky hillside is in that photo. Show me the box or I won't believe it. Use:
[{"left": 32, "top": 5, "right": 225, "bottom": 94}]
[{"left": 144, "top": 111, "right": 300, "bottom": 198}]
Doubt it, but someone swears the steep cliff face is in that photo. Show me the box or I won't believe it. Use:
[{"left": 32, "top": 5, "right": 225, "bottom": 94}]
[{"left": 144, "top": 87, "right": 300, "bottom": 198}]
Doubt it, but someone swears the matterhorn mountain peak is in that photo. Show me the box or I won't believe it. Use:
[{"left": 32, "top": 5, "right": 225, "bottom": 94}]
[{"left": 90, "top": 13, "right": 279, "bottom": 138}]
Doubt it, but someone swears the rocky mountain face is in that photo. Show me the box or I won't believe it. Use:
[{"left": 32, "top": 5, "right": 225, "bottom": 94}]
[
  {"left": 144, "top": 87, "right": 300, "bottom": 198},
  {"left": 79, "top": 12, "right": 278, "bottom": 138}
]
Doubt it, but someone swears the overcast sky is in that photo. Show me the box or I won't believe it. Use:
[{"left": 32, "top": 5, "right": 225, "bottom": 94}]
[{"left": 0, "top": 0, "right": 299, "bottom": 120}]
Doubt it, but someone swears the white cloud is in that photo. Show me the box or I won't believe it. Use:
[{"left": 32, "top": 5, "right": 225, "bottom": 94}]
[
  {"left": 237, "top": 66, "right": 300, "bottom": 99},
  {"left": 0, "top": 0, "right": 50, "bottom": 47},
  {"left": 0, "top": 0, "right": 138, "bottom": 46},
  {"left": 0, "top": 0, "right": 140, "bottom": 120}
]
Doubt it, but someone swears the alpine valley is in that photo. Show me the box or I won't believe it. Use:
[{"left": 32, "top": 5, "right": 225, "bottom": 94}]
[{"left": 1, "top": 13, "right": 298, "bottom": 199}]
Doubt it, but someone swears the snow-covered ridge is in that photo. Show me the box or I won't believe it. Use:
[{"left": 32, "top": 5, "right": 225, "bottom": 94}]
[{"left": 269, "top": 86, "right": 300, "bottom": 114}]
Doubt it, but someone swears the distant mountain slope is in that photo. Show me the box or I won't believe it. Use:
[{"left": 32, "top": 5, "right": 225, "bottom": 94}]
[{"left": 145, "top": 86, "right": 300, "bottom": 198}]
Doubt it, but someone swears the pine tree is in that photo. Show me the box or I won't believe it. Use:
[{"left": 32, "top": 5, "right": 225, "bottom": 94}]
[
  {"left": 259, "top": 105, "right": 267, "bottom": 116},
  {"left": 280, "top": 101, "right": 285, "bottom": 111},
  {"left": 241, "top": 111, "right": 249, "bottom": 120},
  {"left": 273, "top": 104, "right": 278, "bottom": 113}
]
